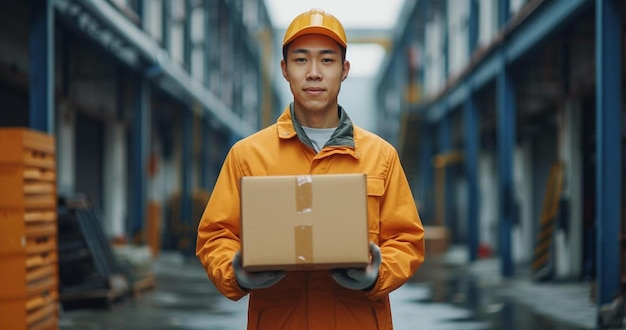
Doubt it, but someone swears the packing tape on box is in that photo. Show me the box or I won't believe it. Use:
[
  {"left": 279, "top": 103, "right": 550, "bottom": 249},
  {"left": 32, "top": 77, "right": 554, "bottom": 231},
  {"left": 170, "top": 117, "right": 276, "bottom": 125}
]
[
  {"left": 294, "top": 225, "right": 313, "bottom": 264},
  {"left": 295, "top": 175, "right": 313, "bottom": 264},
  {"left": 295, "top": 175, "right": 313, "bottom": 213}
]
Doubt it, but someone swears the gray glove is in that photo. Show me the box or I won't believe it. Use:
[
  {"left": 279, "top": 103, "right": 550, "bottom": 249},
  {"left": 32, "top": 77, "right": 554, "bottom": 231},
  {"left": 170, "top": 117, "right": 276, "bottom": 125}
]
[
  {"left": 331, "top": 242, "right": 381, "bottom": 291},
  {"left": 232, "top": 251, "right": 286, "bottom": 290}
]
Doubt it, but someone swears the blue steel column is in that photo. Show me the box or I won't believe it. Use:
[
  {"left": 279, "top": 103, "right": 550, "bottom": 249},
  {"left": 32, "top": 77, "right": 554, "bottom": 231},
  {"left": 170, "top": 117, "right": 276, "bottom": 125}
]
[
  {"left": 419, "top": 123, "right": 434, "bottom": 224},
  {"left": 498, "top": 0, "right": 510, "bottom": 25},
  {"left": 181, "top": 1, "right": 194, "bottom": 255},
  {"left": 131, "top": 79, "right": 150, "bottom": 238},
  {"left": 414, "top": 0, "right": 429, "bottom": 201},
  {"left": 420, "top": 0, "right": 431, "bottom": 99},
  {"left": 441, "top": 0, "right": 453, "bottom": 239},
  {"left": 203, "top": 0, "right": 212, "bottom": 88},
  {"left": 184, "top": 0, "right": 192, "bottom": 69},
  {"left": 595, "top": 0, "right": 623, "bottom": 312},
  {"left": 468, "top": 0, "right": 479, "bottom": 55},
  {"left": 497, "top": 0, "right": 514, "bottom": 277},
  {"left": 496, "top": 60, "right": 515, "bottom": 277},
  {"left": 464, "top": 0, "right": 480, "bottom": 262},
  {"left": 438, "top": 113, "right": 452, "bottom": 231},
  {"left": 161, "top": 0, "right": 170, "bottom": 48},
  {"left": 464, "top": 96, "right": 479, "bottom": 261},
  {"left": 201, "top": 118, "right": 211, "bottom": 190},
  {"left": 29, "top": 0, "right": 54, "bottom": 133},
  {"left": 181, "top": 107, "right": 193, "bottom": 255},
  {"left": 136, "top": 0, "right": 144, "bottom": 22},
  {"left": 442, "top": 0, "right": 449, "bottom": 79},
  {"left": 201, "top": 1, "right": 213, "bottom": 190}
]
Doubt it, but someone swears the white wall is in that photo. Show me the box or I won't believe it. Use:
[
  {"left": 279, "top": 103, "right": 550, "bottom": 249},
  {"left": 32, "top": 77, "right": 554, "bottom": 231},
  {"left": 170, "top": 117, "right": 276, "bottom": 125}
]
[
  {"left": 424, "top": 12, "right": 446, "bottom": 96},
  {"left": 558, "top": 99, "right": 583, "bottom": 279},
  {"left": 447, "top": 0, "right": 470, "bottom": 78},
  {"left": 190, "top": 7, "right": 205, "bottom": 82},
  {"left": 144, "top": 0, "right": 163, "bottom": 42},
  {"left": 103, "top": 122, "right": 128, "bottom": 239},
  {"left": 514, "top": 141, "right": 534, "bottom": 263},
  {"left": 55, "top": 104, "right": 76, "bottom": 196},
  {"left": 479, "top": 152, "right": 498, "bottom": 251},
  {"left": 169, "top": 15, "right": 185, "bottom": 66},
  {"left": 478, "top": 0, "right": 499, "bottom": 48}
]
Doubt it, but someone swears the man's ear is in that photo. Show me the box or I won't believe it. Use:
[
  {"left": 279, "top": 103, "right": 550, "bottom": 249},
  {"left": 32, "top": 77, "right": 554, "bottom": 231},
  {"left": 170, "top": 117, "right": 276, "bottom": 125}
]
[
  {"left": 280, "top": 59, "right": 288, "bottom": 80},
  {"left": 341, "top": 60, "right": 350, "bottom": 81}
]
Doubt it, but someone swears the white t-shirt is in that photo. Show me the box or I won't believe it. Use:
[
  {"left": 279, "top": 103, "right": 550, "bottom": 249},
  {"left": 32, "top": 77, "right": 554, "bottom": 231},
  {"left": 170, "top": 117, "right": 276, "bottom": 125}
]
[{"left": 302, "top": 127, "right": 336, "bottom": 153}]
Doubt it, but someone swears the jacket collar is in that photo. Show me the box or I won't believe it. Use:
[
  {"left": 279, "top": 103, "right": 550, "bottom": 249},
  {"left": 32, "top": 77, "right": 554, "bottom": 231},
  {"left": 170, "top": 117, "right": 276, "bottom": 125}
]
[{"left": 276, "top": 103, "right": 358, "bottom": 156}]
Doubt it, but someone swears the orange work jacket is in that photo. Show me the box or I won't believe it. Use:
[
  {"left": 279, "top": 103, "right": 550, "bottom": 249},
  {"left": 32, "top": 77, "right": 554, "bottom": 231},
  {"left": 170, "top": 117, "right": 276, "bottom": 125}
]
[{"left": 196, "top": 104, "right": 425, "bottom": 329}]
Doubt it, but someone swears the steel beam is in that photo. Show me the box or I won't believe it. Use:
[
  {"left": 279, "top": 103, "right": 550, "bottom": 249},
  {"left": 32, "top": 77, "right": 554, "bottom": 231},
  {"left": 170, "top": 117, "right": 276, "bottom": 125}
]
[
  {"left": 131, "top": 78, "right": 150, "bottom": 238},
  {"left": 469, "top": 0, "right": 479, "bottom": 56},
  {"left": 66, "top": 0, "right": 255, "bottom": 138},
  {"left": 413, "top": 0, "right": 591, "bottom": 122},
  {"left": 498, "top": 0, "right": 510, "bottom": 27},
  {"left": 201, "top": 117, "right": 211, "bottom": 190},
  {"left": 161, "top": 0, "right": 170, "bottom": 52},
  {"left": 181, "top": 106, "right": 193, "bottom": 255},
  {"left": 595, "top": 0, "right": 623, "bottom": 316},
  {"left": 497, "top": 57, "right": 515, "bottom": 277},
  {"left": 505, "top": 0, "right": 590, "bottom": 64},
  {"left": 184, "top": 0, "right": 192, "bottom": 69},
  {"left": 464, "top": 96, "right": 479, "bottom": 261},
  {"left": 419, "top": 123, "right": 435, "bottom": 224},
  {"left": 438, "top": 114, "right": 452, "bottom": 230},
  {"left": 29, "top": 0, "right": 54, "bottom": 133},
  {"left": 464, "top": 0, "right": 480, "bottom": 263},
  {"left": 443, "top": 0, "right": 449, "bottom": 79}
]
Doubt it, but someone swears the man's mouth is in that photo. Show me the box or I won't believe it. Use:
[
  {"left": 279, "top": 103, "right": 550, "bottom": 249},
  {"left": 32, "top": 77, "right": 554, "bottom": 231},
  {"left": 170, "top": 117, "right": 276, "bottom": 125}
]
[{"left": 304, "top": 88, "right": 324, "bottom": 96}]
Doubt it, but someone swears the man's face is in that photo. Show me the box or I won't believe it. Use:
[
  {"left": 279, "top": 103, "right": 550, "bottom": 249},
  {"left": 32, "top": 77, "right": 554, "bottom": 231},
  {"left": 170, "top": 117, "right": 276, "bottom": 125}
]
[{"left": 281, "top": 34, "right": 350, "bottom": 118}]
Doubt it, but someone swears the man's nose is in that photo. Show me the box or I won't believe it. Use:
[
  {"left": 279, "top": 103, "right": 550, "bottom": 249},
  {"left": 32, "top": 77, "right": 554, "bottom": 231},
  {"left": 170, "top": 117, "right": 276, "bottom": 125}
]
[{"left": 306, "top": 62, "right": 322, "bottom": 80}]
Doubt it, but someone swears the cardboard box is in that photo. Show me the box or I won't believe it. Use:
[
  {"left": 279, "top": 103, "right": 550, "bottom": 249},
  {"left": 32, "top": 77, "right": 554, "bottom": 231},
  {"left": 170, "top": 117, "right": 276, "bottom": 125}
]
[{"left": 240, "top": 173, "right": 369, "bottom": 271}]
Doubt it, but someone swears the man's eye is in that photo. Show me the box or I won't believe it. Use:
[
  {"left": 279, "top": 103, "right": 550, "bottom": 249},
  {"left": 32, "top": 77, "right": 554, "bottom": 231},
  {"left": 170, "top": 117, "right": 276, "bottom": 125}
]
[
  {"left": 322, "top": 58, "right": 334, "bottom": 63},
  {"left": 294, "top": 58, "right": 306, "bottom": 62}
]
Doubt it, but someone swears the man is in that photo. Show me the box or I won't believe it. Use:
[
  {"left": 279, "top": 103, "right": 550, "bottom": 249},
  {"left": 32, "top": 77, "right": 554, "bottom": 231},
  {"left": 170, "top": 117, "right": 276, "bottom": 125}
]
[{"left": 196, "top": 8, "right": 425, "bottom": 329}]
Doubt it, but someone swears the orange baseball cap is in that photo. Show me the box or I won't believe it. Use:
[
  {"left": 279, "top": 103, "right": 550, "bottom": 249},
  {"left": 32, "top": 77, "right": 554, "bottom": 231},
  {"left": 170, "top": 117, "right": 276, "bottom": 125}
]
[{"left": 282, "top": 9, "right": 347, "bottom": 48}]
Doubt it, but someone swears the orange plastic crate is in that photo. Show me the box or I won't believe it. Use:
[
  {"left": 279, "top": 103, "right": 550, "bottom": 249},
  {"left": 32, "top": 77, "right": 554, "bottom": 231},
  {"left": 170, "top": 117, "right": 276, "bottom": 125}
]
[
  {"left": 0, "top": 290, "right": 58, "bottom": 330},
  {"left": 0, "top": 165, "right": 57, "bottom": 209},
  {"left": 0, "top": 209, "right": 26, "bottom": 255},
  {"left": 0, "top": 128, "right": 58, "bottom": 329},
  {"left": 27, "top": 302, "right": 58, "bottom": 330},
  {"left": 0, "top": 128, "right": 55, "bottom": 168},
  {"left": 25, "top": 235, "right": 57, "bottom": 256},
  {"left": 0, "top": 255, "right": 27, "bottom": 298},
  {"left": 0, "top": 209, "right": 57, "bottom": 255},
  {"left": 0, "top": 253, "right": 58, "bottom": 299}
]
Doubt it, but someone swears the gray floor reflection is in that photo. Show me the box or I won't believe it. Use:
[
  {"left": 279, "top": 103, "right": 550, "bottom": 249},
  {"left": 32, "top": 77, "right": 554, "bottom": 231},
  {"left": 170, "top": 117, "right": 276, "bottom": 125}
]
[
  {"left": 59, "top": 251, "right": 593, "bottom": 330},
  {"left": 391, "top": 283, "right": 490, "bottom": 330},
  {"left": 403, "top": 250, "right": 592, "bottom": 330}
]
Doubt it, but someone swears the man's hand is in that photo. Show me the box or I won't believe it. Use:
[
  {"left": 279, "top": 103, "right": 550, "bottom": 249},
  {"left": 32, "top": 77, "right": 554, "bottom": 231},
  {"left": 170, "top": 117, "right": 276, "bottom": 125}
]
[
  {"left": 232, "top": 251, "right": 286, "bottom": 290},
  {"left": 331, "top": 242, "right": 381, "bottom": 291}
]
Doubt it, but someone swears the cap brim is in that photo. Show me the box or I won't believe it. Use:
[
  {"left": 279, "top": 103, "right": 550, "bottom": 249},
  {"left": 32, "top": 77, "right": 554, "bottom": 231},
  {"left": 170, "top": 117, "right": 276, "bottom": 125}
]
[{"left": 283, "top": 26, "right": 347, "bottom": 48}]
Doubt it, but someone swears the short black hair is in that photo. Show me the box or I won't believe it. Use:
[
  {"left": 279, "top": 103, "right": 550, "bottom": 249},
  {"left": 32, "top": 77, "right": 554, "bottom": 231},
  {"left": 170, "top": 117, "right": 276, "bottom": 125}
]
[{"left": 282, "top": 42, "right": 347, "bottom": 64}]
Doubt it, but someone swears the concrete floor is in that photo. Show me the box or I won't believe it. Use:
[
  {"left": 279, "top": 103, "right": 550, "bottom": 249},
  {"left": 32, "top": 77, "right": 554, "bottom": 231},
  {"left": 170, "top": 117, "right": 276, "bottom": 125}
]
[{"left": 57, "top": 247, "right": 608, "bottom": 330}]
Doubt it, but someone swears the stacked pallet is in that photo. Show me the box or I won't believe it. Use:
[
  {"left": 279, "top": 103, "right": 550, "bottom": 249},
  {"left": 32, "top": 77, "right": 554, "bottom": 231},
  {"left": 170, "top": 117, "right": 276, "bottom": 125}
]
[
  {"left": 112, "top": 244, "right": 155, "bottom": 297},
  {"left": 57, "top": 194, "right": 130, "bottom": 310},
  {"left": 0, "top": 128, "right": 58, "bottom": 330}
]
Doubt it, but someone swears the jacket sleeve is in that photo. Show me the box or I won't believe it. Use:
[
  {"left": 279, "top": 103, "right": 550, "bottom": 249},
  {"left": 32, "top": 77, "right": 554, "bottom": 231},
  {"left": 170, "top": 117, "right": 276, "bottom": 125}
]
[
  {"left": 196, "top": 146, "right": 248, "bottom": 301},
  {"left": 365, "top": 148, "right": 425, "bottom": 301}
]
